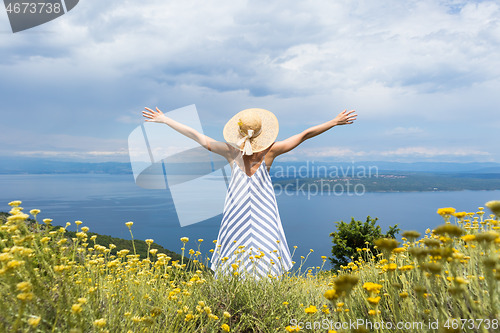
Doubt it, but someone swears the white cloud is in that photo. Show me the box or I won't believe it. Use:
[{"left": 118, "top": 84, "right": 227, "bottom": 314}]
[
  {"left": 15, "top": 150, "right": 128, "bottom": 157},
  {"left": 386, "top": 127, "right": 426, "bottom": 136},
  {"left": 4, "top": 0, "right": 500, "bottom": 97},
  {"left": 1, "top": 0, "right": 499, "bottom": 162},
  {"left": 293, "top": 147, "right": 367, "bottom": 158},
  {"left": 379, "top": 146, "right": 491, "bottom": 157},
  {"left": 0, "top": 127, "right": 128, "bottom": 158}
]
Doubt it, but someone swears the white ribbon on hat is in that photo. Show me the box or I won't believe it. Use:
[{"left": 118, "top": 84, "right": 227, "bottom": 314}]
[
  {"left": 237, "top": 129, "right": 255, "bottom": 155},
  {"left": 237, "top": 128, "right": 261, "bottom": 155}
]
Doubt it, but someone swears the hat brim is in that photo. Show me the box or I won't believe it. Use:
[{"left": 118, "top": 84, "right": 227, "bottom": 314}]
[{"left": 223, "top": 108, "right": 279, "bottom": 153}]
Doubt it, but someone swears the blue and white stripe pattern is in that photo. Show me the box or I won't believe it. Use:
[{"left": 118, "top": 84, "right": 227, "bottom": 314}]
[{"left": 210, "top": 159, "right": 293, "bottom": 279}]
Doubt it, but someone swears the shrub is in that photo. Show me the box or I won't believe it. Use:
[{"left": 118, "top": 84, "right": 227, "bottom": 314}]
[{"left": 329, "top": 216, "right": 399, "bottom": 270}]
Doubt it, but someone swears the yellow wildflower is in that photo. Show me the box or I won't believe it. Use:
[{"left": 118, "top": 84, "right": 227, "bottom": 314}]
[
  {"left": 437, "top": 207, "right": 456, "bottom": 216},
  {"left": 383, "top": 263, "right": 397, "bottom": 271},
  {"left": 399, "top": 265, "right": 414, "bottom": 271},
  {"left": 93, "top": 318, "right": 106, "bottom": 328},
  {"left": 433, "top": 224, "right": 463, "bottom": 237},
  {"left": 367, "top": 296, "right": 381, "bottom": 305},
  {"left": 461, "top": 234, "right": 476, "bottom": 242},
  {"left": 180, "top": 237, "right": 189, "bottom": 243},
  {"left": 7, "top": 213, "right": 29, "bottom": 222},
  {"left": 420, "top": 262, "right": 442, "bottom": 273},
  {"left": 75, "top": 232, "right": 86, "bottom": 239},
  {"left": 374, "top": 238, "right": 399, "bottom": 251},
  {"left": 16, "top": 281, "right": 32, "bottom": 292},
  {"left": 221, "top": 323, "right": 230, "bottom": 332},
  {"left": 28, "top": 316, "right": 41, "bottom": 327},
  {"left": 125, "top": 221, "right": 133, "bottom": 228},
  {"left": 485, "top": 200, "right": 500, "bottom": 216},
  {"left": 455, "top": 277, "right": 470, "bottom": 285},
  {"left": 40, "top": 237, "right": 50, "bottom": 244},
  {"left": 30, "top": 209, "right": 41, "bottom": 216},
  {"left": 475, "top": 231, "right": 500, "bottom": 243},
  {"left": 0, "top": 253, "right": 13, "bottom": 262},
  {"left": 304, "top": 305, "right": 317, "bottom": 314},
  {"left": 17, "top": 292, "right": 34, "bottom": 302},
  {"left": 401, "top": 230, "right": 421, "bottom": 240},
  {"left": 71, "top": 304, "right": 83, "bottom": 314},
  {"left": 454, "top": 212, "right": 467, "bottom": 219},
  {"left": 333, "top": 274, "right": 359, "bottom": 293},
  {"left": 7, "top": 260, "right": 24, "bottom": 269},
  {"left": 323, "top": 289, "right": 339, "bottom": 300},
  {"left": 363, "top": 282, "right": 383, "bottom": 294}
]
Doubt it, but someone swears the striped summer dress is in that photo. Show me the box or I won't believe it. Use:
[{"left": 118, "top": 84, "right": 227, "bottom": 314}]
[{"left": 210, "top": 158, "right": 293, "bottom": 279}]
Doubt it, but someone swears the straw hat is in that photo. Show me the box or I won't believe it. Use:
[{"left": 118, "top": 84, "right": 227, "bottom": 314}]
[{"left": 223, "top": 108, "right": 279, "bottom": 155}]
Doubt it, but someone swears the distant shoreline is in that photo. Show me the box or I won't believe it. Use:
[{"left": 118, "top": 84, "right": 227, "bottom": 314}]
[
  {"left": 272, "top": 173, "right": 500, "bottom": 193},
  {"left": 2, "top": 157, "right": 500, "bottom": 192},
  {"left": 2, "top": 171, "right": 500, "bottom": 193}
]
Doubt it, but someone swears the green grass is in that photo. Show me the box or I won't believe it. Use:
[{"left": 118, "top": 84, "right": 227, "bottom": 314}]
[{"left": 1, "top": 201, "right": 500, "bottom": 332}]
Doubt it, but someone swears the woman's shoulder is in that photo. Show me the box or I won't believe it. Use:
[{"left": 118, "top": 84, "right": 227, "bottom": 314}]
[{"left": 263, "top": 143, "right": 276, "bottom": 168}]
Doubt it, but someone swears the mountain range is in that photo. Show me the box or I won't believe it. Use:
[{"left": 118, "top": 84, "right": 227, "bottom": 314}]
[{"left": 1, "top": 156, "right": 500, "bottom": 175}]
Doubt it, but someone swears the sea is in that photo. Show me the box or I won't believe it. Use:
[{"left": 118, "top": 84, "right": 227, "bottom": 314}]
[{"left": 1, "top": 174, "right": 498, "bottom": 269}]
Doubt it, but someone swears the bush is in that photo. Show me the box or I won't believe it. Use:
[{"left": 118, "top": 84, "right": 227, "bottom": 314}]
[{"left": 329, "top": 216, "right": 399, "bottom": 270}]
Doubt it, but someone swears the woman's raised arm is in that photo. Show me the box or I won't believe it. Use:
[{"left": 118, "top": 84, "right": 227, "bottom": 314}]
[
  {"left": 269, "top": 109, "right": 357, "bottom": 158},
  {"left": 142, "top": 107, "right": 234, "bottom": 159}
]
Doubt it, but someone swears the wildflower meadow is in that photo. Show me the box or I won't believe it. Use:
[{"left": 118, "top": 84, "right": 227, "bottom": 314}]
[{"left": 1, "top": 200, "right": 500, "bottom": 332}]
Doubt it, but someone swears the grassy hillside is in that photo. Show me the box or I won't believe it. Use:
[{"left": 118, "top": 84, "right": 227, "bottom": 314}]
[
  {"left": 0, "top": 211, "right": 182, "bottom": 262},
  {"left": 1, "top": 200, "right": 499, "bottom": 332}
]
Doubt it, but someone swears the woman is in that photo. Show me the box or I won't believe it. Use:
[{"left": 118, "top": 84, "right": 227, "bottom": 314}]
[{"left": 142, "top": 107, "right": 357, "bottom": 278}]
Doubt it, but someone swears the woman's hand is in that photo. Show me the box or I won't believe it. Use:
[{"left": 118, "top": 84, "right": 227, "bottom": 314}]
[
  {"left": 333, "top": 109, "right": 357, "bottom": 126},
  {"left": 142, "top": 107, "right": 168, "bottom": 123}
]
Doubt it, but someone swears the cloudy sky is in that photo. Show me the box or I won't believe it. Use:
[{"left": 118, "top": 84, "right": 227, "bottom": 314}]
[{"left": 1, "top": 0, "right": 499, "bottom": 163}]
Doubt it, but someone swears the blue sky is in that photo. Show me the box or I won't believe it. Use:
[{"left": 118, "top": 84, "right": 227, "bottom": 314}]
[{"left": 1, "top": 0, "right": 499, "bottom": 163}]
